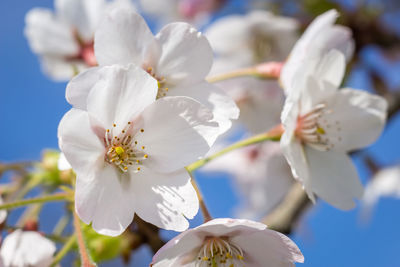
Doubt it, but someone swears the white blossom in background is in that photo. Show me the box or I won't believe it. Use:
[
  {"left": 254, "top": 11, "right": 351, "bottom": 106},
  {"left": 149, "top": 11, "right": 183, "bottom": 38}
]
[
  {"left": 280, "top": 9, "right": 355, "bottom": 93},
  {"left": 361, "top": 165, "right": 400, "bottom": 218},
  {"left": 204, "top": 142, "right": 293, "bottom": 219},
  {"left": 24, "top": 0, "right": 135, "bottom": 81},
  {"left": 281, "top": 49, "right": 387, "bottom": 210},
  {"left": 151, "top": 218, "right": 304, "bottom": 267},
  {"left": 0, "top": 230, "right": 56, "bottom": 267},
  {"left": 205, "top": 11, "right": 297, "bottom": 134},
  {"left": 67, "top": 8, "right": 238, "bottom": 141},
  {"left": 206, "top": 10, "right": 299, "bottom": 66},
  {"left": 139, "top": 0, "right": 225, "bottom": 26},
  {"left": 59, "top": 64, "right": 221, "bottom": 236},
  {"left": 212, "top": 77, "right": 284, "bottom": 134}
]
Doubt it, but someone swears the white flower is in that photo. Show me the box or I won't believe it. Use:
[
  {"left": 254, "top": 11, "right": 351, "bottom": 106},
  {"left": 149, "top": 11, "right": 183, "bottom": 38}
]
[
  {"left": 59, "top": 64, "right": 220, "bottom": 236},
  {"left": 281, "top": 9, "right": 355, "bottom": 92},
  {"left": 205, "top": 10, "right": 296, "bottom": 134},
  {"left": 281, "top": 50, "right": 387, "bottom": 210},
  {"left": 139, "top": 0, "right": 222, "bottom": 26},
  {"left": 85, "top": 7, "right": 238, "bottom": 141},
  {"left": 24, "top": 0, "right": 135, "bottom": 81},
  {"left": 361, "top": 166, "right": 400, "bottom": 218},
  {"left": 151, "top": 218, "right": 304, "bottom": 267},
  {"left": 0, "top": 230, "right": 56, "bottom": 267},
  {"left": 213, "top": 78, "right": 284, "bottom": 134},
  {"left": 206, "top": 10, "right": 299, "bottom": 66},
  {"left": 204, "top": 143, "right": 293, "bottom": 219}
]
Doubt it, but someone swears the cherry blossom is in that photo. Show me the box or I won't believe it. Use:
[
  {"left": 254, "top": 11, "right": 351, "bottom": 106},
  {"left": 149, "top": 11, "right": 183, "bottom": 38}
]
[
  {"left": 206, "top": 10, "right": 299, "bottom": 66},
  {"left": 88, "top": 7, "right": 238, "bottom": 141},
  {"left": 362, "top": 165, "right": 400, "bottom": 218},
  {"left": 281, "top": 50, "right": 387, "bottom": 210},
  {"left": 139, "top": 0, "right": 225, "bottom": 25},
  {"left": 281, "top": 9, "right": 355, "bottom": 93},
  {"left": 204, "top": 143, "right": 293, "bottom": 219},
  {"left": 205, "top": 10, "right": 297, "bottom": 134},
  {"left": 24, "top": 0, "right": 135, "bottom": 81},
  {"left": 151, "top": 218, "right": 304, "bottom": 267},
  {"left": 59, "top": 64, "right": 221, "bottom": 236},
  {"left": 0, "top": 230, "right": 56, "bottom": 267}
]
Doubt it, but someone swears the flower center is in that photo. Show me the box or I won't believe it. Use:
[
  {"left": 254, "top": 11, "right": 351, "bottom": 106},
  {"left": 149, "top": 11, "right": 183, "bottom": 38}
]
[
  {"left": 295, "top": 103, "right": 342, "bottom": 151},
  {"left": 196, "top": 237, "right": 244, "bottom": 267},
  {"left": 146, "top": 67, "right": 169, "bottom": 99},
  {"left": 104, "top": 122, "right": 148, "bottom": 172}
]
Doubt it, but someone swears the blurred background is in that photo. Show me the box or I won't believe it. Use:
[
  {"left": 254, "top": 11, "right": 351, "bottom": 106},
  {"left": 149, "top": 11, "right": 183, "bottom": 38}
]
[{"left": 1, "top": 0, "right": 400, "bottom": 266}]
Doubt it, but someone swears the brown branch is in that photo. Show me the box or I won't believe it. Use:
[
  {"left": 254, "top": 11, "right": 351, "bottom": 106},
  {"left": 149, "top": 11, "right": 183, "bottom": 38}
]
[
  {"left": 262, "top": 183, "right": 310, "bottom": 234},
  {"left": 133, "top": 216, "right": 165, "bottom": 253}
]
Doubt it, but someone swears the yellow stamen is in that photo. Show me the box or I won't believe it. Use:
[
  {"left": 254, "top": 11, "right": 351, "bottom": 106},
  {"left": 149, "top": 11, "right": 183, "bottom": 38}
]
[
  {"left": 115, "top": 146, "right": 125, "bottom": 156},
  {"left": 316, "top": 127, "right": 326, "bottom": 135}
]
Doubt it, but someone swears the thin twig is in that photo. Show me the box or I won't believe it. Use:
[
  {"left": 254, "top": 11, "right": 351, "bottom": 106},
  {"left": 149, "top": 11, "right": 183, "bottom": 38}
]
[{"left": 73, "top": 211, "right": 95, "bottom": 267}]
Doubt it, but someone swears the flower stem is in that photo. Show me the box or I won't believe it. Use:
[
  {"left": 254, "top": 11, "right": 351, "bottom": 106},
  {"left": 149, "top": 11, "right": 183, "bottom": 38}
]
[
  {"left": 0, "top": 193, "right": 70, "bottom": 211},
  {"left": 73, "top": 210, "right": 95, "bottom": 267},
  {"left": 50, "top": 234, "right": 77, "bottom": 267},
  {"left": 187, "top": 170, "right": 212, "bottom": 223},
  {"left": 206, "top": 62, "right": 283, "bottom": 83},
  {"left": 186, "top": 125, "right": 283, "bottom": 172}
]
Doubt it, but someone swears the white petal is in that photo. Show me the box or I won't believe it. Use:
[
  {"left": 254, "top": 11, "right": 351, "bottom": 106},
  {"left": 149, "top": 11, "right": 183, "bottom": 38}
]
[
  {"left": 232, "top": 228, "right": 304, "bottom": 267},
  {"left": 58, "top": 152, "right": 72, "bottom": 171},
  {"left": 66, "top": 66, "right": 102, "bottom": 109},
  {"left": 55, "top": 0, "right": 106, "bottom": 42},
  {"left": 196, "top": 218, "right": 267, "bottom": 236},
  {"left": 315, "top": 49, "right": 346, "bottom": 88},
  {"left": 168, "top": 81, "right": 239, "bottom": 138},
  {"left": 0, "top": 230, "right": 56, "bottom": 267},
  {"left": 205, "top": 15, "right": 249, "bottom": 55},
  {"left": 0, "top": 196, "right": 7, "bottom": 224},
  {"left": 86, "top": 65, "right": 158, "bottom": 132},
  {"left": 155, "top": 22, "right": 213, "bottom": 85},
  {"left": 133, "top": 168, "right": 198, "bottom": 232},
  {"left": 281, "top": 9, "right": 354, "bottom": 91},
  {"left": 305, "top": 147, "right": 363, "bottom": 210},
  {"left": 280, "top": 136, "right": 314, "bottom": 201},
  {"left": 321, "top": 89, "right": 387, "bottom": 151},
  {"left": 58, "top": 108, "right": 104, "bottom": 175},
  {"left": 136, "top": 96, "right": 219, "bottom": 173},
  {"left": 151, "top": 229, "right": 203, "bottom": 267},
  {"left": 40, "top": 55, "right": 87, "bottom": 81},
  {"left": 75, "top": 165, "right": 135, "bottom": 236},
  {"left": 236, "top": 80, "right": 284, "bottom": 134},
  {"left": 25, "top": 8, "right": 78, "bottom": 55},
  {"left": 95, "top": 8, "right": 155, "bottom": 66},
  {"left": 300, "top": 75, "right": 337, "bottom": 113}
]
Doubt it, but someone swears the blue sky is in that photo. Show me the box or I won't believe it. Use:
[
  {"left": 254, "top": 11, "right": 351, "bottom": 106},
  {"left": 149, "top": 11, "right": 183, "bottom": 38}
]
[{"left": 1, "top": 1, "right": 400, "bottom": 266}]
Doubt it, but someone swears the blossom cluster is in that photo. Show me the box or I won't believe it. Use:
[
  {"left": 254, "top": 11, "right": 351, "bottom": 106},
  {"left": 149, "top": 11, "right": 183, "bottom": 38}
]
[{"left": 0, "top": 0, "right": 390, "bottom": 266}]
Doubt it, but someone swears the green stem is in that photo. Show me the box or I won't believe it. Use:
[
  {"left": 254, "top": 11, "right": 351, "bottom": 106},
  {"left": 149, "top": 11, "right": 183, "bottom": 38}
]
[
  {"left": 206, "top": 62, "right": 282, "bottom": 83},
  {"left": 13, "top": 175, "right": 42, "bottom": 200},
  {"left": 186, "top": 126, "right": 283, "bottom": 172},
  {"left": 206, "top": 68, "right": 260, "bottom": 83},
  {"left": 50, "top": 234, "right": 77, "bottom": 267},
  {"left": 53, "top": 214, "right": 71, "bottom": 236},
  {"left": 0, "top": 193, "right": 70, "bottom": 211}
]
